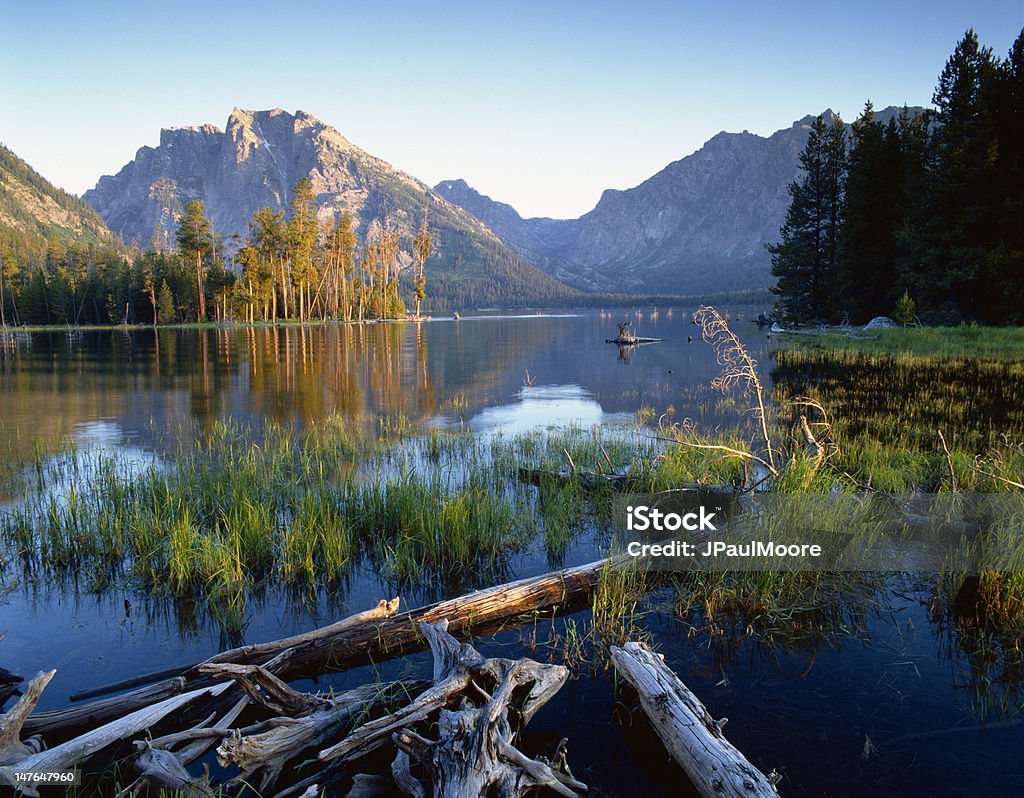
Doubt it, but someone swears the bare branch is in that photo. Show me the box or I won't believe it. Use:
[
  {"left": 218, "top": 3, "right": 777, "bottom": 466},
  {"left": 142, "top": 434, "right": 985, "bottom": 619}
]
[{"left": 694, "top": 306, "right": 776, "bottom": 473}]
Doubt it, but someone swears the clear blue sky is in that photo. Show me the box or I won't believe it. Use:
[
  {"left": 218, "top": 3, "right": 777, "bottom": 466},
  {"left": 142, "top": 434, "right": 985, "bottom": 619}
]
[{"left": 2, "top": 1, "right": 1021, "bottom": 218}]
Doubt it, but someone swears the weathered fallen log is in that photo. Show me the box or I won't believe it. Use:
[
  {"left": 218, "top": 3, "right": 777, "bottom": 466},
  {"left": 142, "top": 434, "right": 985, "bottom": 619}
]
[
  {"left": 0, "top": 670, "right": 53, "bottom": 766},
  {"left": 610, "top": 642, "right": 780, "bottom": 798},
  {"left": 25, "top": 676, "right": 189, "bottom": 738},
  {"left": 116, "top": 675, "right": 423, "bottom": 798},
  {"left": 346, "top": 774, "right": 390, "bottom": 797},
  {"left": 71, "top": 598, "right": 402, "bottom": 704},
  {"left": 192, "top": 597, "right": 401, "bottom": 676},
  {"left": 27, "top": 561, "right": 609, "bottom": 738},
  {"left": 1, "top": 680, "right": 233, "bottom": 796},
  {"left": 24, "top": 598, "right": 402, "bottom": 737},
  {"left": 202, "top": 662, "right": 424, "bottom": 792},
  {"left": 322, "top": 619, "right": 586, "bottom": 798},
  {"left": 119, "top": 740, "right": 215, "bottom": 797},
  {"left": 393, "top": 660, "right": 587, "bottom": 797},
  {"left": 289, "top": 558, "right": 606, "bottom": 696}
]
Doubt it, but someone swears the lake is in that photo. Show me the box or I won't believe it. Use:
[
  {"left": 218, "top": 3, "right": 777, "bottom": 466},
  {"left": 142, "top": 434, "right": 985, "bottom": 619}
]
[{"left": 1, "top": 310, "right": 1021, "bottom": 797}]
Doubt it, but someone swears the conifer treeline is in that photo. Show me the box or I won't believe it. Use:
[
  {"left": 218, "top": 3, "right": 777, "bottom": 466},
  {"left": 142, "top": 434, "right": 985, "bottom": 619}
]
[
  {"left": 0, "top": 177, "right": 433, "bottom": 326},
  {"left": 771, "top": 29, "right": 1024, "bottom": 325}
]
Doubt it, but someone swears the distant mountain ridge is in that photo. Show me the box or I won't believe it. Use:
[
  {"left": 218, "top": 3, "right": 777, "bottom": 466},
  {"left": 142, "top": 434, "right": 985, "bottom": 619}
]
[
  {"left": 436, "top": 107, "right": 921, "bottom": 294},
  {"left": 0, "top": 144, "right": 111, "bottom": 246},
  {"left": 84, "top": 108, "right": 571, "bottom": 308}
]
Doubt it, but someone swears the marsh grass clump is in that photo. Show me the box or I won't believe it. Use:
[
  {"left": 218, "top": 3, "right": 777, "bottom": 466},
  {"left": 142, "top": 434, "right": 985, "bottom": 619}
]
[
  {"left": 2, "top": 416, "right": 656, "bottom": 625},
  {"left": 773, "top": 338, "right": 1024, "bottom": 491},
  {"left": 931, "top": 569, "right": 1024, "bottom": 719},
  {"left": 674, "top": 570, "right": 881, "bottom": 642},
  {"left": 0, "top": 417, "right": 569, "bottom": 621},
  {"left": 354, "top": 468, "right": 532, "bottom": 587},
  {"left": 788, "top": 325, "right": 1024, "bottom": 360},
  {"left": 592, "top": 558, "right": 651, "bottom": 648}
]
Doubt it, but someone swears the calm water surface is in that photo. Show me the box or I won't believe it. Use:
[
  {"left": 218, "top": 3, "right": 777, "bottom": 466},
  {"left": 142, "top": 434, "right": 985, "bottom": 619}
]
[{"left": 0, "top": 311, "right": 1020, "bottom": 797}]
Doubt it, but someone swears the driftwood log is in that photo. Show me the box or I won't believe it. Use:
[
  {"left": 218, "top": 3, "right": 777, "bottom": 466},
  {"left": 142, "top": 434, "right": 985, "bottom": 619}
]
[
  {"left": 204, "top": 664, "right": 424, "bottom": 792},
  {"left": 70, "top": 598, "right": 402, "bottom": 704},
  {"left": 4, "top": 614, "right": 591, "bottom": 795},
  {"left": 0, "top": 679, "right": 233, "bottom": 796},
  {"left": 322, "top": 619, "right": 586, "bottom": 798},
  {"left": 27, "top": 561, "right": 609, "bottom": 738},
  {"left": 611, "top": 642, "right": 779, "bottom": 798},
  {"left": 0, "top": 670, "right": 52, "bottom": 767},
  {"left": 25, "top": 598, "right": 402, "bottom": 738}
]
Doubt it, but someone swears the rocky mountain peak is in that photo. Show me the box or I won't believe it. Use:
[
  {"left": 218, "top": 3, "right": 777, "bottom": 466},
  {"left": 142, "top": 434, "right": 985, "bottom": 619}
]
[
  {"left": 435, "top": 178, "right": 472, "bottom": 195},
  {"left": 82, "top": 108, "right": 571, "bottom": 307},
  {"left": 438, "top": 106, "right": 925, "bottom": 294},
  {"left": 158, "top": 124, "right": 221, "bottom": 149}
]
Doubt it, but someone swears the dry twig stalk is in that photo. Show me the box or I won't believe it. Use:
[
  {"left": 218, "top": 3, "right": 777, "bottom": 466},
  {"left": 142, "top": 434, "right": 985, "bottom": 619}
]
[{"left": 694, "top": 305, "right": 778, "bottom": 475}]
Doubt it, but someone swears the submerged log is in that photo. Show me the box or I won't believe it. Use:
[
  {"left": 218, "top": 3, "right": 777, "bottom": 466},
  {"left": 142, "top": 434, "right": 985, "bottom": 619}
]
[
  {"left": 605, "top": 336, "right": 663, "bottom": 345},
  {"left": 0, "top": 667, "right": 22, "bottom": 687},
  {"left": 610, "top": 642, "right": 779, "bottom": 798},
  {"left": 517, "top": 466, "right": 640, "bottom": 489},
  {"left": 70, "top": 598, "right": 402, "bottom": 704}
]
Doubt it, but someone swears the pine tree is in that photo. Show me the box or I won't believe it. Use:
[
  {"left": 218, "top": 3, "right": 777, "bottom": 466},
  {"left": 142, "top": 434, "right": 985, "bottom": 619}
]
[
  {"left": 413, "top": 208, "right": 432, "bottom": 318},
  {"left": 926, "top": 29, "right": 999, "bottom": 321},
  {"left": 157, "top": 279, "right": 175, "bottom": 324},
  {"left": 336, "top": 211, "right": 357, "bottom": 320},
  {"left": 837, "top": 103, "right": 903, "bottom": 322},
  {"left": 892, "top": 106, "right": 933, "bottom": 305},
  {"left": 989, "top": 29, "right": 1024, "bottom": 323},
  {"left": 176, "top": 199, "right": 212, "bottom": 321},
  {"left": 768, "top": 113, "right": 846, "bottom": 321},
  {"left": 286, "top": 178, "right": 319, "bottom": 322},
  {"left": 252, "top": 207, "right": 285, "bottom": 320}
]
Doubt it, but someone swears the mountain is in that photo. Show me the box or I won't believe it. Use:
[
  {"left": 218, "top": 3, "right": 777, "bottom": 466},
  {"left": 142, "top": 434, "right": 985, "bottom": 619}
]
[
  {"left": 0, "top": 144, "right": 111, "bottom": 247},
  {"left": 84, "top": 108, "right": 572, "bottom": 309},
  {"left": 432, "top": 179, "right": 595, "bottom": 288},
  {"left": 436, "top": 107, "right": 918, "bottom": 294}
]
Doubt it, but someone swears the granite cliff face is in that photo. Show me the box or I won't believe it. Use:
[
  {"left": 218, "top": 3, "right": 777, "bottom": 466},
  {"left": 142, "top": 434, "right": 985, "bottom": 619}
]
[
  {"left": 437, "top": 108, "right": 914, "bottom": 294},
  {"left": 84, "top": 109, "right": 570, "bottom": 307}
]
